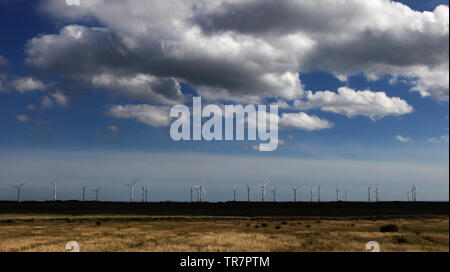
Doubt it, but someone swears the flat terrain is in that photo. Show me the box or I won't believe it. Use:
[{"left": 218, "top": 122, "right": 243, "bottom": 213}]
[{"left": 0, "top": 202, "right": 448, "bottom": 252}]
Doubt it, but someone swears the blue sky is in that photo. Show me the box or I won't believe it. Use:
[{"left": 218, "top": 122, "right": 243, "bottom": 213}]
[{"left": 0, "top": 0, "right": 448, "bottom": 202}]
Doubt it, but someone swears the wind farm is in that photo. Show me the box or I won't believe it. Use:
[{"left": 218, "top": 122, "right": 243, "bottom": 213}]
[{"left": 0, "top": 179, "right": 448, "bottom": 252}]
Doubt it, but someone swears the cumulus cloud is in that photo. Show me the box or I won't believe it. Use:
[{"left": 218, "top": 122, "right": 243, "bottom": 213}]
[
  {"left": 293, "top": 87, "right": 414, "bottom": 120},
  {"left": 0, "top": 55, "right": 8, "bottom": 66},
  {"left": 427, "top": 135, "right": 449, "bottom": 144},
  {"left": 395, "top": 135, "right": 412, "bottom": 143},
  {"left": 15, "top": 0, "right": 448, "bottom": 121},
  {"left": 11, "top": 77, "right": 45, "bottom": 92},
  {"left": 41, "top": 96, "right": 53, "bottom": 109},
  {"left": 106, "top": 125, "right": 120, "bottom": 133},
  {"left": 279, "top": 112, "right": 333, "bottom": 131},
  {"left": 192, "top": 0, "right": 449, "bottom": 101},
  {"left": 92, "top": 73, "right": 184, "bottom": 105},
  {"left": 106, "top": 104, "right": 171, "bottom": 127},
  {"left": 40, "top": 92, "right": 69, "bottom": 109},
  {"left": 16, "top": 114, "right": 30, "bottom": 122}
]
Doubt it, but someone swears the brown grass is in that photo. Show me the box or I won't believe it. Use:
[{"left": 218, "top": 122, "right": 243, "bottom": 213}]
[{"left": 0, "top": 215, "right": 447, "bottom": 252}]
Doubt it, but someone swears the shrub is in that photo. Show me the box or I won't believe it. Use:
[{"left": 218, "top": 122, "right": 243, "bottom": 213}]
[
  {"left": 380, "top": 224, "right": 399, "bottom": 232},
  {"left": 275, "top": 225, "right": 281, "bottom": 230},
  {"left": 394, "top": 235, "right": 408, "bottom": 243},
  {"left": 261, "top": 223, "right": 267, "bottom": 227}
]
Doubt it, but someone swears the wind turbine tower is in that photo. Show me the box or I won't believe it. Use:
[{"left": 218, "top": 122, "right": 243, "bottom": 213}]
[
  {"left": 12, "top": 183, "right": 25, "bottom": 202},
  {"left": 82, "top": 185, "right": 88, "bottom": 201},
  {"left": 50, "top": 182, "right": 57, "bottom": 201},
  {"left": 270, "top": 187, "right": 277, "bottom": 202},
  {"left": 124, "top": 178, "right": 138, "bottom": 203},
  {"left": 368, "top": 186, "right": 371, "bottom": 203},
  {"left": 258, "top": 182, "right": 269, "bottom": 202},
  {"left": 198, "top": 179, "right": 206, "bottom": 202},
  {"left": 247, "top": 184, "right": 250, "bottom": 202},
  {"left": 344, "top": 189, "right": 350, "bottom": 202},
  {"left": 93, "top": 185, "right": 100, "bottom": 201},
  {"left": 412, "top": 184, "right": 417, "bottom": 202},
  {"left": 317, "top": 185, "right": 321, "bottom": 203},
  {"left": 232, "top": 188, "right": 238, "bottom": 202},
  {"left": 141, "top": 184, "right": 146, "bottom": 203},
  {"left": 291, "top": 187, "right": 299, "bottom": 202},
  {"left": 336, "top": 185, "right": 340, "bottom": 202}
]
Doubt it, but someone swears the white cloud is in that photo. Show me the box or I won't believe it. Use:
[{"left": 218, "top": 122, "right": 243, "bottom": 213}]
[
  {"left": 279, "top": 112, "right": 333, "bottom": 131},
  {"left": 106, "top": 125, "right": 120, "bottom": 133},
  {"left": 11, "top": 77, "right": 45, "bottom": 93},
  {"left": 50, "top": 91, "right": 69, "bottom": 107},
  {"left": 41, "top": 92, "right": 70, "bottom": 109},
  {"left": 427, "top": 135, "right": 449, "bottom": 144},
  {"left": 395, "top": 135, "right": 412, "bottom": 143},
  {"left": 294, "top": 87, "right": 414, "bottom": 120},
  {"left": 91, "top": 73, "right": 184, "bottom": 105},
  {"left": 0, "top": 55, "right": 8, "bottom": 66},
  {"left": 16, "top": 114, "right": 30, "bottom": 122},
  {"left": 41, "top": 96, "right": 54, "bottom": 109},
  {"left": 26, "top": 104, "right": 36, "bottom": 110},
  {"left": 106, "top": 104, "right": 171, "bottom": 127},
  {"left": 29, "top": 0, "right": 447, "bottom": 104}
]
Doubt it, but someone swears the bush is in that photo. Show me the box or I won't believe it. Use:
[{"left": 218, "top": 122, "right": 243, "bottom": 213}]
[
  {"left": 380, "top": 224, "right": 399, "bottom": 233},
  {"left": 306, "top": 224, "right": 311, "bottom": 228},
  {"left": 394, "top": 235, "right": 408, "bottom": 243},
  {"left": 261, "top": 223, "right": 267, "bottom": 227},
  {"left": 275, "top": 225, "right": 281, "bottom": 230}
]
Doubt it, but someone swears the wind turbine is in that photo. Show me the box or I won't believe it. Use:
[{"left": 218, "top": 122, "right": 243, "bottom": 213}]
[
  {"left": 124, "top": 178, "right": 138, "bottom": 203},
  {"left": 310, "top": 188, "right": 313, "bottom": 202},
  {"left": 198, "top": 179, "right": 206, "bottom": 202},
  {"left": 145, "top": 185, "right": 149, "bottom": 202},
  {"left": 232, "top": 188, "right": 239, "bottom": 202},
  {"left": 50, "top": 181, "right": 57, "bottom": 201},
  {"left": 317, "top": 185, "right": 321, "bottom": 202},
  {"left": 291, "top": 186, "right": 299, "bottom": 202},
  {"left": 141, "top": 184, "right": 146, "bottom": 203},
  {"left": 246, "top": 184, "right": 251, "bottom": 202},
  {"left": 190, "top": 186, "right": 194, "bottom": 202},
  {"left": 344, "top": 189, "right": 350, "bottom": 202},
  {"left": 270, "top": 187, "right": 277, "bottom": 202},
  {"left": 368, "top": 185, "right": 371, "bottom": 203},
  {"left": 93, "top": 185, "right": 100, "bottom": 201},
  {"left": 82, "top": 185, "right": 88, "bottom": 201},
  {"left": 375, "top": 187, "right": 380, "bottom": 202},
  {"left": 11, "top": 182, "right": 25, "bottom": 202},
  {"left": 258, "top": 182, "right": 269, "bottom": 202},
  {"left": 336, "top": 185, "right": 340, "bottom": 202},
  {"left": 412, "top": 184, "right": 418, "bottom": 202}
]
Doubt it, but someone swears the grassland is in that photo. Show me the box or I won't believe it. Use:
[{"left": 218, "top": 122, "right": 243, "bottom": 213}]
[
  {"left": 0, "top": 201, "right": 447, "bottom": 252},
  {"left": 0, "top": 214, "right": 447, "bottom": 252}
]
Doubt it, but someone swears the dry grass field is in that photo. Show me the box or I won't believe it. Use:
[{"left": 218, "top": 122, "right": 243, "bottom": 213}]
[{"left": 0, "top": 214, "right": 447, "bottom": 252}]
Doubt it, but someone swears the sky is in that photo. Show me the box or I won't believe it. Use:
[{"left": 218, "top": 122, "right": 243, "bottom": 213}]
[{"left": 0, "top": 0, "right": 448, "bottom": 202}]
